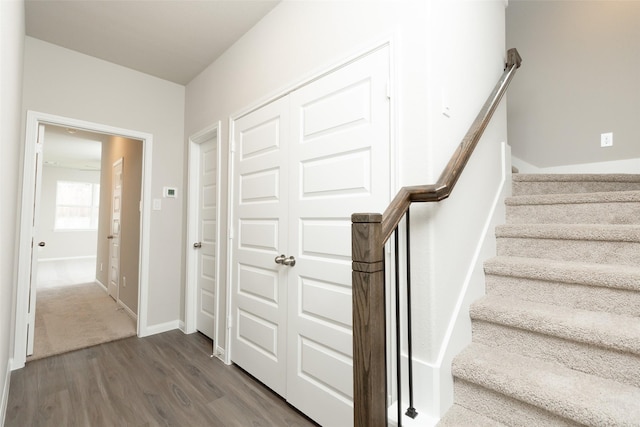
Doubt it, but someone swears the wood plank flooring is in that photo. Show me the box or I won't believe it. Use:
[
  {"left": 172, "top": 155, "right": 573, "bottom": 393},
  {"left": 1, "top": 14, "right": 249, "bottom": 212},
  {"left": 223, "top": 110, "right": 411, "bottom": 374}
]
[{"left": 6, "top": 330, "right": 319, "bottom": 427}]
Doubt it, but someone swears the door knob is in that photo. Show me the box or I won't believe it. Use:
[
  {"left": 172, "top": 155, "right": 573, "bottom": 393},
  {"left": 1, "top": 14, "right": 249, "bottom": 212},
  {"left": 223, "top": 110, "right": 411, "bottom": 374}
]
[
  {"left": 274, "top": 254, "right": 286, "bottom": 264},
  {"left": 283, "top": 256, "right": 296, "bottom": 267},
  {"left": 107, "top": 235, "right": 114, "bottom": 239},
  {"left": 38, "top": 241, "right": 46, "bottom": 247},
  {"left": 193, "top": 242, "right": 202, "bottom": 249}
]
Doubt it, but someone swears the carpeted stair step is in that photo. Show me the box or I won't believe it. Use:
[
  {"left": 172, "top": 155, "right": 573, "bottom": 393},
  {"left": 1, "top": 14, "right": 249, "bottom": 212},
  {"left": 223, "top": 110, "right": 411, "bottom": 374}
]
[
  {"left": 484, "top": 256, "right": 640, "bottom": 316},
  {"left": 512, "top": 173, "right": 640, "bottom": 196},
  {"left": 470, "top": 295, "right": 640, "bottom": 356},
  {"left": 496, "top": 223, "right": 640, "bottom": 266},
  {"left": 472, "top": 319, "right": 640, "bottom": 388},
  {"left": 452, "top": 343, "right": 640, "bottom": 426},
  {"left": 451, "top": 379, "right": 582, "bottom": 426},
  {"left": 505, "top": 190, "right": 640, "bottom": 225},
  {"left": 469, "top": 296, "right": 640, "bottom": 388},
  {"left": 436, "top": 402, "right": 507, "bottom": 427}
]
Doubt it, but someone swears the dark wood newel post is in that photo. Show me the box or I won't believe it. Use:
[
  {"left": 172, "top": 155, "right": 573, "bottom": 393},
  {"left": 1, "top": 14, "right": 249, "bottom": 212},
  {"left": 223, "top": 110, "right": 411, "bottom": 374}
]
[{"left": 352, "top": 213, "right": 387, "bottom": 427}]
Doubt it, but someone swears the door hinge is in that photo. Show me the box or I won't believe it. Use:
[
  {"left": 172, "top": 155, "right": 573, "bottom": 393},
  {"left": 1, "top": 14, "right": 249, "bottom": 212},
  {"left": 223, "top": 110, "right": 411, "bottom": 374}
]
[
  {"left": 386, "top": 81, "right": 391, "bottom": 99},
  {"left": 228, "top": 226, "right": 234, "bottom": 240},
  {"left": 230, "top": 139, "right": 236, "bottom": 153},
  {"left": 227, "top": 315, "right": 233, "bottom": 329}
]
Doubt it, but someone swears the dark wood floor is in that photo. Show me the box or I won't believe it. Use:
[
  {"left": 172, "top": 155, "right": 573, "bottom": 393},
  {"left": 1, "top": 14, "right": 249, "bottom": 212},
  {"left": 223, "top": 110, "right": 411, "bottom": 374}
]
[{"left": 6, "top": 330, "right": 318, "bottom": 426}]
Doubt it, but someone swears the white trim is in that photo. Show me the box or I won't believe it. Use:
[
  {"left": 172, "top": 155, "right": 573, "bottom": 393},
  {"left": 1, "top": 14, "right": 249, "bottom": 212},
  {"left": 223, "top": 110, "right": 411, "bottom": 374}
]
[
  {"left": 37, "top": 255, "right": 97, "bottom": 262},
  {"left": 512, "top": 155, "right": 640, "bottom": 174},
  {"left": 184, "top": 121, "right": 222, "bottom": 355},
  {"left": 118, "top": 299, "right": 137, "bottom": 321},
  {"left": 215, "top": 344, "right": 226, "bottom": 363},
  {"left": 95, "top": 279, "right": 107, "bottom": 292},
  {"left": 145, "top": 319, "right": 182, "bottom": 336},
  {"left": 435, "top": 142, "right": 509, "bottom": 366},
  {"left": 1, "top": 358, "right": 10, "bottom": 426},
  {"left": 430, "top": 142, "right": 512, "bottom": 418},
  {"left": 14, "top": 111, "right": 153, "bottom": 367},
  {"left": 224, "top": 116, "right": 235, "bottom": 366}
]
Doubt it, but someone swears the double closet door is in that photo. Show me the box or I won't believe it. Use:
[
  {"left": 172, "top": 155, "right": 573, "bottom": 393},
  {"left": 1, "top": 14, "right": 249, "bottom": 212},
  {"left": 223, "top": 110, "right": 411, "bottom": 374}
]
[{"left": 230, "top": 46, "right": 390, "bottom": 427}]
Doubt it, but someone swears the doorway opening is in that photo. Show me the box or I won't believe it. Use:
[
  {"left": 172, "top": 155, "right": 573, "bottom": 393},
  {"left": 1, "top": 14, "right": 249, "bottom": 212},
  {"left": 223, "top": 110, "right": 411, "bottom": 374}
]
[
  {"left": 28, "top": 125, "right": 140, "bottom": 360},
  {"left": 13, "top": 111, "right": 153, "bottom": 369}
]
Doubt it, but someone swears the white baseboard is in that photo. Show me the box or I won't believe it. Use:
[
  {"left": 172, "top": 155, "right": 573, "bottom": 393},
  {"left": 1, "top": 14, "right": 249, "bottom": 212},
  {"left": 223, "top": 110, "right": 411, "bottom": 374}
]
[
  {"left": 141, "top": 320, "right": 183, "bottom": 337},
  {"left": 512, "top": 155, "right": 640, "bottom": 174},
  {"left": 215, "top": 345, "right": 227, "bottom": 363},
  {"left": 1, "top": 358, "right": 11, "bottom": 426},
  {"left": 95, "top": 279, "right": 107, "bottom": 292},
  {"left": 430, "top": 142, "right": 512, "bottom": 418},
  {"left": 118, "top": 300, "right": 137, "bottom": 321}
]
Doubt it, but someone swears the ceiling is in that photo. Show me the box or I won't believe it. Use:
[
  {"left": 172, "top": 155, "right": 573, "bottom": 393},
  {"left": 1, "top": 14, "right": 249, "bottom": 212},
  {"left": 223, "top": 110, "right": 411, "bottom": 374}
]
[
  {"left": 25, "top": 0, "right": 281, "bottom": 85},
  {"left": 43, "top": 125, "right": 106, "bottom": 171}
]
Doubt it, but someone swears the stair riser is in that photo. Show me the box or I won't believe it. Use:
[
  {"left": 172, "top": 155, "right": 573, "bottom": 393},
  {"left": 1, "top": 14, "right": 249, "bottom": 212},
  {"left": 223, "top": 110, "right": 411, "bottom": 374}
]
[
  {"left": 497, "top": 237, "right": 640, "bottom": 266},
  {"left": 452, "top": 380, "right": 580, "bottom": 426},
  {"left": 472, "top": 321, "right": 640, "bottom": 388},
  {"left": 506, "top": 202, "right": 640, "bottom": 225},
  {"left": 512, "top": 181, "right": 640, "bottom": 196},
  {"left": 486, "top": 274, "right": 640, "bottom": 317}
]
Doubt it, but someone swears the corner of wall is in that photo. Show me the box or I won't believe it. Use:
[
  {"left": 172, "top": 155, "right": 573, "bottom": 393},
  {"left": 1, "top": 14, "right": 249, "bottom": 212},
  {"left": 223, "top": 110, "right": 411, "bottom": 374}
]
[{"left": 1, "top": 357, "right": 11, "bottom": 426}]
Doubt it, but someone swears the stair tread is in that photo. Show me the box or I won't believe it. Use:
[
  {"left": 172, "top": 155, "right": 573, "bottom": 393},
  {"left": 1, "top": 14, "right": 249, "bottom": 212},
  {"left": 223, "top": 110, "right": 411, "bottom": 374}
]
[
  {"left": 513, "top": 174, "right": 640, "bottom": 183},
  {"left": 453, "top": 342, "right": 640, "bottom": 426},
  {"left": 496, "top": 223, "right": 640, "bottom": 241},
  {"left": 437, "top": 403, "right": 507, "bottom": 427},
  {"left": 484, "top": 256, "right": 640, "bottom": 291},
  {"left": 506, "top": 190, "right": 640, "bottom": 206},
  {"left": 471, "top": 295, "right": 640, "bottom": 354}
]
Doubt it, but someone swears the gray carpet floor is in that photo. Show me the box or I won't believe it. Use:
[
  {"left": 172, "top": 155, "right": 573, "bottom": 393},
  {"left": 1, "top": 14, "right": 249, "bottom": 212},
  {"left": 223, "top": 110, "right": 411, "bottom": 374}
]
[{"left": 29, "top": 282, "right": 136, "bottom": 361}]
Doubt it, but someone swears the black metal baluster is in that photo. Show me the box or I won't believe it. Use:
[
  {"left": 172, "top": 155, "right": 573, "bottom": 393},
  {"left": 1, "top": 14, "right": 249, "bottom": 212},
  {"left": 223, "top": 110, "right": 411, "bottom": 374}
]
[
  {"left": 405, "top": 209, "right": 418, "bottom": 419},
  {"left": 394, "top": 227, "right": 402, "bottom": 427}
]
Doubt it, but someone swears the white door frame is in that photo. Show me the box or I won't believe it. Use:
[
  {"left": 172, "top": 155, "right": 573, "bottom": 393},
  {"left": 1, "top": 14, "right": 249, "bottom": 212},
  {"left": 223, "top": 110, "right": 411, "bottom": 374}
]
[
  {"left": 13, "top": 110, "right": 154, "bottom": 370},
  {"left": 184, "top": 122, "right": 222, "bottom": 356}
]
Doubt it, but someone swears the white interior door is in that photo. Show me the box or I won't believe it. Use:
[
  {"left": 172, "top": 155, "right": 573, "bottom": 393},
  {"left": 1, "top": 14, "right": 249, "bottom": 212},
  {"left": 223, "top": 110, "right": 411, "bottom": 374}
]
[
  {"left": 285, "top": 46, "right": 390, "bottom": 426},
  {"left": 230, "top": 46, "right": 390, "bottom": 426},
  {"left": 231, "top": 96, "right": 290, "bottom": 396},
  {"left": 108, "top": 158, "right": 123, "bottom": 301},
  {"left": 26, "top": 123, "right": 46, "bottom": 356},
  {"left": 195, "top": 137, "right": 218, "bottom": 339}
]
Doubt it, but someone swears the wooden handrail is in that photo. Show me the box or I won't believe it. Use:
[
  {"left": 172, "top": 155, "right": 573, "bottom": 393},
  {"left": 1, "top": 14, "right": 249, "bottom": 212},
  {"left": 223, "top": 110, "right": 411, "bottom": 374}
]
[
  {"left": 352, "top": 48, "right": 522, "bottom": 427},
  {"left": 380, "top": 48, "right": 522, "bottom": 243}
]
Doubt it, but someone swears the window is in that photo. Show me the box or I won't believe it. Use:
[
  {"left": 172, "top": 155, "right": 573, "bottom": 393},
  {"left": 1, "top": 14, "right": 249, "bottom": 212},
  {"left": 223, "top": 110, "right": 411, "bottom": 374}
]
[{"left": 55, "top": 181, "right": 100, "bottom": 230}]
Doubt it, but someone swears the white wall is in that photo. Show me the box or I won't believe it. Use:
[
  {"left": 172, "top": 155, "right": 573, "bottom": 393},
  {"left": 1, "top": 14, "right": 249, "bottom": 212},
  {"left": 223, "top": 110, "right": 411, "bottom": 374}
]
[
  {"left": 39, "top": 166, "right": 100, "bottom": 260},
  {"left": 507, "top": 1, "right": 640, "bottom": 168},
  {"left": 417, "top": 0, "right": 509, "bottom": 416},
  {"left": 0, "top": 0, "right": 25, "bottom": 422},
  {"left": 185, "top": 0, "right": 507, "bottom": 419},
  {"left": 22, "top": 37, "right": 185, "bottom": 328}
]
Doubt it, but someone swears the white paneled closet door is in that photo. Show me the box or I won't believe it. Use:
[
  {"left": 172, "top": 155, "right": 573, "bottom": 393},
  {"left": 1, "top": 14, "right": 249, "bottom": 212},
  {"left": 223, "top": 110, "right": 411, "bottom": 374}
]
[
  {"left": 231, "top": 46, "right": 390, "bottom": 427},
  {"left": 231, "top": 97, "right": 290, "bottom": 397}
]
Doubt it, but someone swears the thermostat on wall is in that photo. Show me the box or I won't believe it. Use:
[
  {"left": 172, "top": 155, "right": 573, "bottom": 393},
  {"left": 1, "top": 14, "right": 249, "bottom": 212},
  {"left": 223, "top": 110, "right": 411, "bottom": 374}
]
[{"left": 163, "top": 187, "right": 177, "bottom": 198}]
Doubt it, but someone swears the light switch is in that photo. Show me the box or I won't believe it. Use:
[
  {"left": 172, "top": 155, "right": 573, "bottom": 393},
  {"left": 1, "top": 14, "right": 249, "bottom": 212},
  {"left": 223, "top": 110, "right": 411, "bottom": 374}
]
[{"left": 153, "top": 199, "right": 161, "bottom": 210}]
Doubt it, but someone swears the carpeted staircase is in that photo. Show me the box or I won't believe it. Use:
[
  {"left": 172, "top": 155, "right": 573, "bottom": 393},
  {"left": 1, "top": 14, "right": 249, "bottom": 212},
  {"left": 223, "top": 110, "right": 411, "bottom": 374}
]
[{"left": 439, "top": 173, "right": 640, "bottom": 426}]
